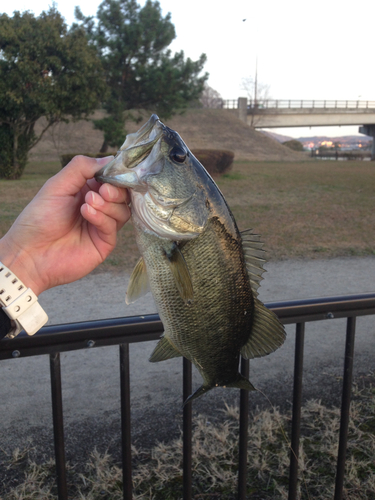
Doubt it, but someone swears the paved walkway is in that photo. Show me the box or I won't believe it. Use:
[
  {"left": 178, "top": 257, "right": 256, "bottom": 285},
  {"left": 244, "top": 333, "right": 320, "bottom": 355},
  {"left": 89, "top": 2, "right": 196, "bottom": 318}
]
[{"left": 1, "top": 257, "right": 374, "bottom": 461}]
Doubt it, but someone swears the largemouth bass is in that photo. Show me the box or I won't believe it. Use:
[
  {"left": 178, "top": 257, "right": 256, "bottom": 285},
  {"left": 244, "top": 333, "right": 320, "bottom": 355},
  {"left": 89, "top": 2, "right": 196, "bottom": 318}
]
[{"left": 95, "top": 115, "right": 286, "bottom": 404}]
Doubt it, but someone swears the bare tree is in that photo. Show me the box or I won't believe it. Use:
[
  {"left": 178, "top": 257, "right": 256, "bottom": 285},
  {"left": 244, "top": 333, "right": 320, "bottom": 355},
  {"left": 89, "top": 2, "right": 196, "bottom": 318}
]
[
  {"left": 241, "top": 76, "right": 271, "bottom": 107},
  {"left": 240, "top": 75, "right": 271, "bottom": 127},
  {"left": 200, "top": 85, "right": 224, "bottom": 108}
]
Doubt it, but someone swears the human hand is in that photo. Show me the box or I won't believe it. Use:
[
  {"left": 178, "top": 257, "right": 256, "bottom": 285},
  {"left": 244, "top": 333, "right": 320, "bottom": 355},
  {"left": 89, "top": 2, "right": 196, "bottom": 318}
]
[{"left": 0, "top": 156, "right": 131, "bottom": 296}]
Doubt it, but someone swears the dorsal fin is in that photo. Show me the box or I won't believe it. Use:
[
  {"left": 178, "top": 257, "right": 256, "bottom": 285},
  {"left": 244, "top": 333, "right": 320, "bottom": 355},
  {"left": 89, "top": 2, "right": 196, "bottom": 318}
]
[{"left": 240, "top": 229, "right": 267, "bottom": 297}]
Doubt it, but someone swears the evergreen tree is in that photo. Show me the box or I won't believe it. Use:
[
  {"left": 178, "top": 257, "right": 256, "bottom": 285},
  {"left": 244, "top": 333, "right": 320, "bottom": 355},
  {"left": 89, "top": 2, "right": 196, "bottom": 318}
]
[
  {"left": 75, "top": 0, "right": 208, "bottom": 152},
  {"left": 0, "top": 8, "right": 106, "bottom": 179}
]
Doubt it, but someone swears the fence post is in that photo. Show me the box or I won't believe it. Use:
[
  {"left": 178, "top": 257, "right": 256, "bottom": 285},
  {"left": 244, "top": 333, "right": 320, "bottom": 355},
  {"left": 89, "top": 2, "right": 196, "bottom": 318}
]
[
  {"left": 288, "top": 323, "right": 305, "bottom": 500},
  {"left": 238, "top": 97, "right": 248, "bottom": 124},
  {"left": 120, "top": 344, "right": 133, "bottom": 500},
  {"left": 334, "top": 317, "right": 356, "bottom": 500},
  {"left": 50, "top": 352, "right": 68, "bottom": 500},
  {"left": 238, "top": 357, "right": 250, "bottom": 500},
  {"left": 183, "top": 358, "right": 193, "bottom": 500}
]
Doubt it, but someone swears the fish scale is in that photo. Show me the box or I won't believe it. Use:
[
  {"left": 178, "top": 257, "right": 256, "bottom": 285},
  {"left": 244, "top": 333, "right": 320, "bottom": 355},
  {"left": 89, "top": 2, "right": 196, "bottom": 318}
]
[{"left": 135, "top": 217, "right": 253, "bottom": 378}]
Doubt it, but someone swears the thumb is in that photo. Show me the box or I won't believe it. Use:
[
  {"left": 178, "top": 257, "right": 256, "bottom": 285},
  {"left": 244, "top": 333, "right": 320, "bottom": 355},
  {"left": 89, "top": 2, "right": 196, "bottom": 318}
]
[{"left": 45, "top": 155, "right": 115, "bottom": 196}]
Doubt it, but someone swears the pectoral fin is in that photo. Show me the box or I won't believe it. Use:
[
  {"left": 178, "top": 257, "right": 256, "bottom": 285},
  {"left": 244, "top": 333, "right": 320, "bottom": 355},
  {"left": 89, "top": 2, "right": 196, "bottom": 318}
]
[
  {"left": 126, "top": 257, "right": 150, "bottom": 304},
  {"left": 149, "top": 336, "right": 182, "bottom": 362},
  {"left": 163, "top": 243, "right": 194, "bottom": 303},
  {"left": 241, "top": 298, "right": 286, "bottom": 359}
]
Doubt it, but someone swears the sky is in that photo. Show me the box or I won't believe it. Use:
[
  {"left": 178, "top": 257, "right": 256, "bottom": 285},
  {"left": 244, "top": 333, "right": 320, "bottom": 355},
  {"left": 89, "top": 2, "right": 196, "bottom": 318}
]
[{"left": 3, "top": 0, "right": 375, "bottom": 139}]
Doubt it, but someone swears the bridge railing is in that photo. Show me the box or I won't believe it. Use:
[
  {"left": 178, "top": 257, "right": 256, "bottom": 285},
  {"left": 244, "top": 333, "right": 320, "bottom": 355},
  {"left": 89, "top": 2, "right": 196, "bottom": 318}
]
[{"left": 222, "top": 99, "right": 375, "bottom": 110}]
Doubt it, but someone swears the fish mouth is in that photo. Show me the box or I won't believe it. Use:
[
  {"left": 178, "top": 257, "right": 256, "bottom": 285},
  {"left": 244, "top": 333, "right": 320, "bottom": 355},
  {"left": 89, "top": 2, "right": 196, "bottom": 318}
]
[{"left": 95, "top": 114, "right": 165, "bottom": 187}]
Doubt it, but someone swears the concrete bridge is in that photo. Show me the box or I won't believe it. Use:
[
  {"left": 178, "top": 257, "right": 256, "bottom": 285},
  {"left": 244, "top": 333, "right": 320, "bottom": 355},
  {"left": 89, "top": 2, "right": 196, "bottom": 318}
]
[{"left": 223, "top": 98, "right": 375, "bottom": 159}]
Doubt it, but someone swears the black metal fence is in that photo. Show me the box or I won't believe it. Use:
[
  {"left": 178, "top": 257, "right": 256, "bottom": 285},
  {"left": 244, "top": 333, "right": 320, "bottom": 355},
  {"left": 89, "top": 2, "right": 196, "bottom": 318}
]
[{"left": 1, "top": 293, "right": 375, "bottom": 500}]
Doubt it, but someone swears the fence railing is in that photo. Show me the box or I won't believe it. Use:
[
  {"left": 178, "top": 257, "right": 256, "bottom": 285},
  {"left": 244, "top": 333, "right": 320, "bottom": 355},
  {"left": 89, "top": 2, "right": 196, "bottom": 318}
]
[
  {"left": 222, "top": 99, "right": 375, "bottom": 110},
  {"left": 1, "top": 293, "right": 375, "bottom": 500}
]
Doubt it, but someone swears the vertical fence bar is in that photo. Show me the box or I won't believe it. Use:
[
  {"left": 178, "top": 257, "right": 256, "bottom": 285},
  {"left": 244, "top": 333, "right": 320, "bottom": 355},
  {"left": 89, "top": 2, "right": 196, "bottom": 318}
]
[
  {"left": 238, "top": 357, "right": 250, "bottom": 500},
  {"left": 334, "top": 317, "right": 356, "bottom": 500},
  {"left": 288, "top": 323, "right": 305, "bottom": 500},
  {"left": 183, "top": 357, "right": 193, "bottom": 500},
  {"left": 49, "top": 352, "right": 68, "bottom": 500},
  {"left": 120, "top": 344, "right": 133, "bottom": 500}
]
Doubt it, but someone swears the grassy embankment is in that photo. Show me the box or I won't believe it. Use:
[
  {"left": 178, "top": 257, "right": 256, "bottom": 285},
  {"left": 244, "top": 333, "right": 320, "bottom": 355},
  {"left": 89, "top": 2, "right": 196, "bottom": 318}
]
[{"left": 1, "top": 159, "right": 374, "bottom": 273}]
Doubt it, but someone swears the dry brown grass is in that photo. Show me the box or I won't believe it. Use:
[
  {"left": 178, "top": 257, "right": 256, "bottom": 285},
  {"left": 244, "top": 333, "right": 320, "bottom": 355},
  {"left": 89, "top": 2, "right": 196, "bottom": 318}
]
[
  {"left": 95, "top": 158, "right": 375, "bottom": 271},
  {"left": 216, "top": 160, "right": 375, "bottom": 261},
  {"left": 1, "top": 159, "right": 374, "bottom": 273},
  {"left": 3, "top": 382, "right": 375, "bottom": 499}
]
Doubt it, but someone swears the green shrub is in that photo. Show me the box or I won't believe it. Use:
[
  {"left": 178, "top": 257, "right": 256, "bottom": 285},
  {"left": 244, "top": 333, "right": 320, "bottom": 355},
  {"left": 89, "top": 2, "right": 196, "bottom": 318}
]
[
  {"left": 192, "top": 149, "right": 234, "bottom": 176},
  {"left": 282, "top": 139, "right": 304, "bottom": 152}
]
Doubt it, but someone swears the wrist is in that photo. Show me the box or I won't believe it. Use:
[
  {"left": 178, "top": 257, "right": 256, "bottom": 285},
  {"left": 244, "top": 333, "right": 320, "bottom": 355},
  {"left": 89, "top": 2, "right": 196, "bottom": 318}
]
[
  {"left": 0, "top": 260, "right": 48, "bottom": 338},
  {"left": 0, "top": 236, "right": 45, "bottom": 297}
]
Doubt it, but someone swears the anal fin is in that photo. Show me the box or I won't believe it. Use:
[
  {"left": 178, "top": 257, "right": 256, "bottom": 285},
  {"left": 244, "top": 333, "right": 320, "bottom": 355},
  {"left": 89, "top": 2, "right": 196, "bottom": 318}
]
[{"left": 149, "top": 336, "right": 182, "bottom": 362}]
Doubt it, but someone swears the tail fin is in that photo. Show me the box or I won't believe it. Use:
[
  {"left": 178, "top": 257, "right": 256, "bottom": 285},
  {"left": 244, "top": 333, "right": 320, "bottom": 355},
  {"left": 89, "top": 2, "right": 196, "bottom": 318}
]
[
  {"left": 183, "top": 375, "right": 256, "bottom": 406},
  {"left": 183, "top": 384, "right": 213, "bottom": 407},
  {"left": 225, "top": 374, "right": 256, "bottom": 392}
]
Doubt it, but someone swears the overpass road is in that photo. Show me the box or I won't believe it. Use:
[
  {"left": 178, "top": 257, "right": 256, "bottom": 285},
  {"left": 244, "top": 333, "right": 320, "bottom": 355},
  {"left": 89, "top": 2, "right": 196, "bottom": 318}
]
[{"left": 223, "top": 98, "right": 375, "bottom": 159}]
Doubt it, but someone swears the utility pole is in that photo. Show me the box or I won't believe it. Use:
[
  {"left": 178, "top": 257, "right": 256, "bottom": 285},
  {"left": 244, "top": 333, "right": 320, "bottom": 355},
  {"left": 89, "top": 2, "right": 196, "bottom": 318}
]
[
  {"left": 254, "top": 56, "right": 258, "bottom": 108},
  {"left": 250, "top": 56, "right": 258, "bottom": 127}
]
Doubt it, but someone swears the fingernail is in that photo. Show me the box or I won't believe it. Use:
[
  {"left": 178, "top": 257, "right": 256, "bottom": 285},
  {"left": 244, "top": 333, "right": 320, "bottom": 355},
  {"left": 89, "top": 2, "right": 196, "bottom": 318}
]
[
  {"left": 92, "top": 192, "right": 104, "bottom": 206},
  {"left": 87, "top": 204, "right": 97, "bottom": 215},
  {"left": 106, "top": 184, "right": 119, "bottom": 200}
]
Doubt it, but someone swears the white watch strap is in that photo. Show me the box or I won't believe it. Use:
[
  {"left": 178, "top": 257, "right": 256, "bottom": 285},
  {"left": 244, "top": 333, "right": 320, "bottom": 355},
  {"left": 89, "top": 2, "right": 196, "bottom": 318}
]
[{"left": 0, "top": 262, "right": 48, "bottom": 338}]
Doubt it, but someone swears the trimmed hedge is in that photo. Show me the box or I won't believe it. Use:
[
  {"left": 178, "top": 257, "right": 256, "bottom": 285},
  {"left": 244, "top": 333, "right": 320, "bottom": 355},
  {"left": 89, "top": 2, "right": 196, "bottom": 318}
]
[
  {"left": 282, "top": 139, "right": 304, "bottom": 152},
  {"left": 192, "top": 149, "right": 234, "bottom": 175},
  {"left": 61, "top": 149, "right": 235, "bottom": 176}
]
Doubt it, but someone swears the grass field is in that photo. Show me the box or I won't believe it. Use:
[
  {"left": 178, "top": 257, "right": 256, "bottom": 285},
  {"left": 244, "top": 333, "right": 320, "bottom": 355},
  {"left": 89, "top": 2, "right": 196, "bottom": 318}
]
[{"left": 1, "top": 159, "right": 374, "bottom": 273}]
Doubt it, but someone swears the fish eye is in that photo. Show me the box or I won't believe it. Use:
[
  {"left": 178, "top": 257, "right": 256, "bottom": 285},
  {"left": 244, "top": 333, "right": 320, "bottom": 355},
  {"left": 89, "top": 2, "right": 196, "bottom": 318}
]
[{"left": 170, "top": 147, "right": 187, "bottom": 163}]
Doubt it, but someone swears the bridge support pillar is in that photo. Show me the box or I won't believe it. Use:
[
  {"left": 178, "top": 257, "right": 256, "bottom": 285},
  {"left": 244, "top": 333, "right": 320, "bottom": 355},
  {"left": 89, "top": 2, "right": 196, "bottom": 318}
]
[
  {"left": 359, "top": 125, "right": 375, "bottom": 160},
  {"left": 238, "top": 97, "right": 248, "bottom": 124}
]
